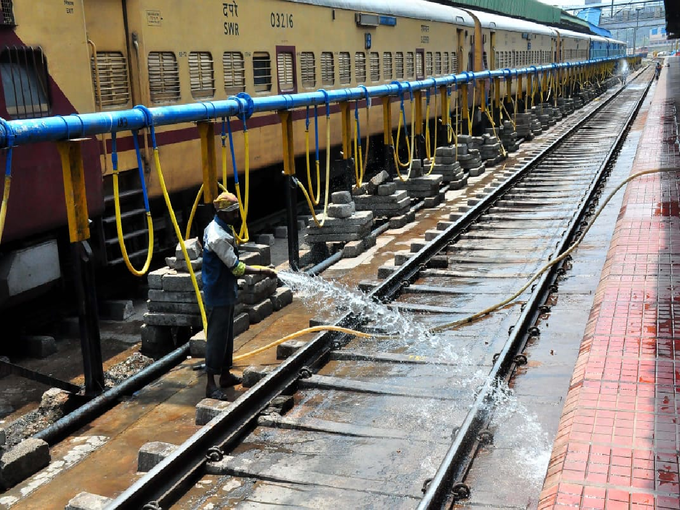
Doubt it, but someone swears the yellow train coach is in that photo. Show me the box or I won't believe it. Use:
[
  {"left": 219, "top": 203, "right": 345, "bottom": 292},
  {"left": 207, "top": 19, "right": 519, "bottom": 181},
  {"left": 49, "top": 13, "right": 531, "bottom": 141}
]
[{"left": 0, "top": 0, "right": 623, "bottom": 304}]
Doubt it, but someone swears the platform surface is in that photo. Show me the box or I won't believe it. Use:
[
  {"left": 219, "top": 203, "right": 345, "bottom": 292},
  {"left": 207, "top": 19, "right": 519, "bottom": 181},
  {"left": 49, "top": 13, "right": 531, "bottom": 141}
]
[{"left": 539, "top": 57, "right": 680, "bottom": 509}]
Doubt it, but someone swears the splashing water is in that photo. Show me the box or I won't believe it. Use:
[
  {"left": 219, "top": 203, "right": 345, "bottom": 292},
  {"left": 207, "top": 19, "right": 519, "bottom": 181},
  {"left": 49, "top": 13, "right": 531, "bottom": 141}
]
[
  {"left": 278, "top": 270, "right": 552, "bottom": 490},
  {"left": 278, "top": 270, "right": 431, "bottom": 341},
  {"left": 488, "top": 383, "right": 553, "bottom": 488},
  {"left": 617, "top": 58, "right": 630, "bottom": 83}
]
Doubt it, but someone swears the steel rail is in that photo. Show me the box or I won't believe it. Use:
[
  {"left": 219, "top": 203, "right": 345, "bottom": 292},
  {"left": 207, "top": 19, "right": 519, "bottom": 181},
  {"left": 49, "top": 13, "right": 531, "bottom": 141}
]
[
  {"left": 368, "top": 82, "right": 632, "bottom": 305},
  {"left": 418, "top": 73, "right": 654, "bottom": 509},
  {"left": 111, "top": 313, "right": 359, "bottom": 509},
  {"left": 111, "top": 80, "right": 637, "bottom": 509},
  {"left": 0, "top": 58, "right": 628, "bottom": 148}
]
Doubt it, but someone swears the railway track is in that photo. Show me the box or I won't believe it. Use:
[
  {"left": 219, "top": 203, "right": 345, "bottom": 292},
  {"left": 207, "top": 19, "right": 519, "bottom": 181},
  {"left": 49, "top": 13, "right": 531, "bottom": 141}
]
[
  {"left": 0, "top": 67, "right": 653, "bottom": 509},
  {"left": 92, "top": 70, "right": 655, "bottom": 510}
]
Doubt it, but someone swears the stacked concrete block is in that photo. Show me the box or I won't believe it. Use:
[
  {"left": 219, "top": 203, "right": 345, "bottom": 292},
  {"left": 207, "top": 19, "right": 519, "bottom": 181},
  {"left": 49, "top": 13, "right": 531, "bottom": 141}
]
[
  {"left": 527, "top": 109, "right": 544, "bottom": 136},
  {"left": 353, "top": 170, "right": 411, "bottom": 218},
  {"left": 454, "top": 135, "right": 485, "bottom": 177},
  {"left": 395, "top": 169, "right": 444, "bottom": 207},
  {"left": 479, "top": 133, "right": 505, "bottom": 167},
  {"left": 426, "top": 147, "right": 467, "bottom": 190},
  {"left": 498, "top": 120, "right": 520, "bottom": 152},
  {"left": 146, "top": 239, "right": 292, "bottom": 358},
  {"left": 556, "top": 97, "right": 573, "bottom": 116},
  {"left": 532, "top": 104, "right": 552, "bottom": 130},
  {"left": 144, "top": 239, "right": 204, "bottom": 330},
  {"left": 548, "top": 102, "right": 563, "bottom": 123},
  {"left": 306, "top": 191, "right": 374, "bottom": 245},
  {"left": 237, "top": 243, "right": 283, "bottom": 324},
  {"left": 534, "top": 103, "right": 561, "bottom": 129},
  {"left": 513, "top": 112, "right": 533, "bottom": 139}
]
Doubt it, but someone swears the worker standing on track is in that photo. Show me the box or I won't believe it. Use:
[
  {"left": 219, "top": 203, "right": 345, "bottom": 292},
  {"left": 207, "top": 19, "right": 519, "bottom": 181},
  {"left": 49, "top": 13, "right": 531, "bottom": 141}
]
[{"left": 202, "top": 191, "right": 277, "bottom": 400}]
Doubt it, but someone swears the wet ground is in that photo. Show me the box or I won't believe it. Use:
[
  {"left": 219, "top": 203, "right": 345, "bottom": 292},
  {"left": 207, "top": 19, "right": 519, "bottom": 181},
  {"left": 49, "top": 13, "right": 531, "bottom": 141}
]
[
  {"left": 0, "top": 303, "right": 146, "bottom": 424},
  {"left": 0, "top": 73, "right": 648, "bottom": 509},
  {"left": 461, "top": 77, "right": 654, "bottom": 508}
]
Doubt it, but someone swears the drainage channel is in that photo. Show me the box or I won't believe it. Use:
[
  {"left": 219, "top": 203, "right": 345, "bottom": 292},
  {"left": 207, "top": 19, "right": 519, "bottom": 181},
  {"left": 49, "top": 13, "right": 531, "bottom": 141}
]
[{"left": 108, "top": 74, "right": 652, "bottom": 510}]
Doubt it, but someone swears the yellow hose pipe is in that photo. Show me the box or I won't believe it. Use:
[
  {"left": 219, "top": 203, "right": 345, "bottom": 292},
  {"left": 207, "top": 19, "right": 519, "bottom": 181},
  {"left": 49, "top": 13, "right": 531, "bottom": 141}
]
[
  {"left": 0, "top": 173, "right": 11, "bottom": 244},
  {"left": 152, "top": 148, "right": 207, "bottom": 332},
  {"left": 300, "top": 117, "right": 332, "bottom": 227},
  {"left": 112, "top": 169, "right": 154, "bottom": 277}
]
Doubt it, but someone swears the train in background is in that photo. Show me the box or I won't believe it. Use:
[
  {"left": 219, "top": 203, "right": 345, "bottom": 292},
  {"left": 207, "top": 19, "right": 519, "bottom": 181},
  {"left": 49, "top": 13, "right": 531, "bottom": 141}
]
[{"left": 0, "top": 0, "right": 626, "bottom": 307}]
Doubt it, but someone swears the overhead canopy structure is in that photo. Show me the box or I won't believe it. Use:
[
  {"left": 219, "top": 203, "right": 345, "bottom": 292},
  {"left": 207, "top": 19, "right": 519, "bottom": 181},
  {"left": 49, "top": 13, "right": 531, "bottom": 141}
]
[
  {"left": 433, "top": 0, "right": 606, "bottom": 34},
  {"left": 665, "top": 0, "right": 679, "bottom": 38},
  {"left": 433, "top": 0, "right": 561, "bottom": 24}
]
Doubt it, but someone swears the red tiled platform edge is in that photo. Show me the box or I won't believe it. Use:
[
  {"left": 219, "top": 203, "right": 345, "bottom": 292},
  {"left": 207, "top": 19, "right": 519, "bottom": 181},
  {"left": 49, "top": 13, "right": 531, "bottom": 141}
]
[{"left": 538, "top": 58, "right": 680, "bottom": 509}]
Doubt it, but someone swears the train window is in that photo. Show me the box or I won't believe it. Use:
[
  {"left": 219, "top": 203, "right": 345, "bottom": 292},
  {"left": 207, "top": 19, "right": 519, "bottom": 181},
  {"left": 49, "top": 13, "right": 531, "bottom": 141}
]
[
  {"left": 482, "top": 52, "right": 488, "bottom": 70},
  {"left": 425, "top": 52, "right": 432, "bottom": 76},
  {"left": 395, "top": 52, "right": 404, "bottom": 79},
  {"left": 494, "top": 51, "right": 500, "bottom": 69},
  {"left": 300, "top": 52, "right": 316, "bottom": 89},
  {"left": 339, "top": 52, "right": 351, "bottom": 85},
  {"left": 253, "top": 52, "right": 272, "bottom": 93},
  {"left": 148, "top": 51, "right": 180, "bottom": 103},
  {"left": 443, "top": 52, "right": 449, "bottom": 74},
  {"left": 416, "top": 52, "right": 423, "bottom": 78},
  {"left": 276, "top": 51, "right": 295, "bottom": 93},
  {"left": 223, "top": 52, "right": 245, "bottom": 95},
  {"left": 406, "top": 52, "right": 414, "bottom": 78},
  {"left": 188, "top": 51, "right": 215, "bottom": 100},
  {"left": 0, "top": 46, "right": 50, "bottom": 119},
  {"left": 0, "top": 1, "right": 14, "bottom": 25},
  {"left": 321, "top": 52, "right": 335, "bottom": 86},
  {"left": 383, "top": 52, "right": 392, "bottom": 81},
  {"left": 369, "top": 52, "right": 380, "bottom": 82},
  {"left": 435, "top": 52, "right": 441, "bottom": 75},
  {"left": 355, "top": 52, "right": 366, "bottom": 84},
  {"left": 451, "top": 52, "right": 458, "bottom": 74},
  {"left": 90, "top": 51, "right": 130, "bottom": 109}
]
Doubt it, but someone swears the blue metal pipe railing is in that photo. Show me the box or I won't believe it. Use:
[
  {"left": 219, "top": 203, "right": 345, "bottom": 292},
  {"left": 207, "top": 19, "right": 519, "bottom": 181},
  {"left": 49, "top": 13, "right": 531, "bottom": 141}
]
[{"left": 0, "top": 56, "right": 631, "bottom": 148}]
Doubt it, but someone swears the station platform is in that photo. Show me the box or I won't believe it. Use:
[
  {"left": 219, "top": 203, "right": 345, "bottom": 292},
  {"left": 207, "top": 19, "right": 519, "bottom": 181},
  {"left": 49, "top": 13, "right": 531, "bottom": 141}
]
[{"left": 538, "top": 56, "right": 680, "bottom": 508}]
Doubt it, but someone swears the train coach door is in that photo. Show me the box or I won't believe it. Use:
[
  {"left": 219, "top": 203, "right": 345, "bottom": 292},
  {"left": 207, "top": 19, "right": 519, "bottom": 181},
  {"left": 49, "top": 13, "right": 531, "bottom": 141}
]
[
  {"left": 82, "top": 0, "right": 137, "bottom": 184},
  {"left": 276, "top": 46, "right": 297, "bottom": 94},
  {"left": 83, "top": 0, "right": 135, "bottom": 113}
]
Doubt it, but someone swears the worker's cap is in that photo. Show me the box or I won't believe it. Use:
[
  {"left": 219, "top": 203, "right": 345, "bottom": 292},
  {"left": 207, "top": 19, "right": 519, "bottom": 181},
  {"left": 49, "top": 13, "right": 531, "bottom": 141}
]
[{"left": 213, "top": 191, "right": 240, "bottom": 212}]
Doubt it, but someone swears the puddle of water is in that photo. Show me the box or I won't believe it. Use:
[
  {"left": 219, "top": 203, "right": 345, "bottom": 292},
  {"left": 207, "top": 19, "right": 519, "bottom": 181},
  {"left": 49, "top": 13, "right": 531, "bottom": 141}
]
[{"left": 653, "top": 201, "right": 680, "bottom": 217}]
